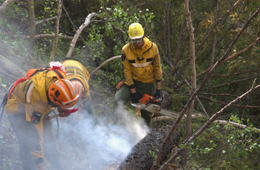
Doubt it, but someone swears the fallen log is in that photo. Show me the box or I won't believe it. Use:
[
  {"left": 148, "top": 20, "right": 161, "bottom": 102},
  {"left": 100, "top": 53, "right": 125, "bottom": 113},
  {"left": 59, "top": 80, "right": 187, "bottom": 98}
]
[{"left": 116, "top": 125, "right": 180, "bottom": 170}]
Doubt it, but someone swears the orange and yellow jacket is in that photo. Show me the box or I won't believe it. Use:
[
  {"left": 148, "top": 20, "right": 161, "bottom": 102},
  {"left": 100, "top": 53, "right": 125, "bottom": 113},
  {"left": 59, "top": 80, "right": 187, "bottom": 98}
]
[
  {"left": 121, "top": 36, "right": 162, "bottom": 87},
  {"left": 4, "top": 70, "right": 65, "bottom": 160}
]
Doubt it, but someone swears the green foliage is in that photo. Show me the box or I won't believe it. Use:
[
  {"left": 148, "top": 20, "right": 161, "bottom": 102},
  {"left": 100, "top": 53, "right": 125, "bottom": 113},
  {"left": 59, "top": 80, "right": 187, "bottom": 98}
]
[
  {"left": 149, "top": 143, "right": 159, "bottom": 164},
  {"left": 187, "top": 116, "right": 260, "bottom": 169}
]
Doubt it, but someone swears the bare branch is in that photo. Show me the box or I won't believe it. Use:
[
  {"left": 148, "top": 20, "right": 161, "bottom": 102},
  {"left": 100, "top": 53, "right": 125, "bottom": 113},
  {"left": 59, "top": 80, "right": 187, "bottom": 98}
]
[
  {"left": 152, "top": 113, "right": 204, "bottom": 122},
  {"left": 211, "top": 69, "right": 260, "bottom": 77},
  {"left": 18, "top": 34, "right": 78, "bottom": 40},
  {"left": 36, "top": 16, "right": 58, "bottom": 25},
  {"left": 198, "top": 36, "right": 260, "bottom": 77},
  {"left": 49, "top": 0, "right": 62, "bottom": 62},
  {"left": 198, "top": 95, "right": 260, "bottom": 109},
  {"left": 0, "top": 0, "right": 19, "bottom": 12},
  {"left": 213, "top": 120, "right": 260, "bottom": 133},
  {"left": 112, "top": 25, "right": 126, "bottom": 44},
  {"left": 90, "top": 55, "right": 121, "bottom": 77},
  {"left": 66, "top": 13, "right": 101, "bottom": 57},
  {"left": 210, "top": 75, "right": 257, "bottom": 89}
]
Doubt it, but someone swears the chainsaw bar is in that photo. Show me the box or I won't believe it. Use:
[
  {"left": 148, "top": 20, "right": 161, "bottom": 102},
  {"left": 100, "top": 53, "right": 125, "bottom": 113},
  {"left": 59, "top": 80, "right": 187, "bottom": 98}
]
[{"left": 131, "top": 103, "right": 179, "bottom": 119}]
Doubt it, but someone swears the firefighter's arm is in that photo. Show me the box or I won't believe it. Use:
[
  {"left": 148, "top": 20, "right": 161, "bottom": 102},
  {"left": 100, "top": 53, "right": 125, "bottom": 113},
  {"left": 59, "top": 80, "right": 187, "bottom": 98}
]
[
  {"left": 57, "top": 106, "right": 77, "bottom": 117},
  {"left": 152, "top": 45, "right": 162, "bottom": 82},
  {"left": 121, "top": 53, "right": 134, "bottom": 87}
]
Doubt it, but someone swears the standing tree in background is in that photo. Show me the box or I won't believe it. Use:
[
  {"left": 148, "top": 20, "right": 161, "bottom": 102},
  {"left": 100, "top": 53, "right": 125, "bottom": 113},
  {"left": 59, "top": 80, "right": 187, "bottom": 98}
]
[
  {"left": 49, "top": 0, "right": 62, "bottom": 62},
  {"left": 28, "top": 0, "right": 35, "bottom": 51}
]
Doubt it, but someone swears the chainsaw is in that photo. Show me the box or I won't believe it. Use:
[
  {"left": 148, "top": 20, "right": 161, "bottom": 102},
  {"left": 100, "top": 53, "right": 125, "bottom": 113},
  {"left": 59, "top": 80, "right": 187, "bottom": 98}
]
[{"left": 131, "top": 94, "right": 179, "bottom": 118}]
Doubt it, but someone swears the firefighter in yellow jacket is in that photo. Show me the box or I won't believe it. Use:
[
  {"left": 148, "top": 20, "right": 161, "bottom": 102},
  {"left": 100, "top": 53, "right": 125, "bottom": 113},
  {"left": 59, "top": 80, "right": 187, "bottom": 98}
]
[
  {"left": 113, "top": 23, "right": 162, "bottom": 127},
  {"left": 3, "top": 68, "right": 79, "bottom": 170},
  {"left": 60, "top": 57, "right": 95, "bottom": 121}
]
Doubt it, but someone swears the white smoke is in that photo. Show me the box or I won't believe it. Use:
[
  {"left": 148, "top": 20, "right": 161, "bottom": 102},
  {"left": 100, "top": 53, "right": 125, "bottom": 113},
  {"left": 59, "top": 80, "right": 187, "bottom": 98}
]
[{"left": 54, "top": 101, "right": 150, "bottom": 170}]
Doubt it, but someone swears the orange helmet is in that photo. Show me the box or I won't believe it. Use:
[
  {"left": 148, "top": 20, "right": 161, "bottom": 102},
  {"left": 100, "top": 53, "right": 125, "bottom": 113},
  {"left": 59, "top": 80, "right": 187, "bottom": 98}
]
[
  {"left": 71, "top": 80, "right": 84, "bottom": 97},
  {"left": 48, "top": 79, "right": 79, "bottom": 108}
]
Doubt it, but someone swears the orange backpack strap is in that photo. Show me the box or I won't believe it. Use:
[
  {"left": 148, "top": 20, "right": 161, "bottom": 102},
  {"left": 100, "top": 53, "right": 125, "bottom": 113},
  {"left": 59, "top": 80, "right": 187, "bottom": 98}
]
[
  {"left": 7, "top": 77, "right": 29, "bottom": 99},
  {"left": 26, "top": 68, "right": 48, "bottom": 78}
]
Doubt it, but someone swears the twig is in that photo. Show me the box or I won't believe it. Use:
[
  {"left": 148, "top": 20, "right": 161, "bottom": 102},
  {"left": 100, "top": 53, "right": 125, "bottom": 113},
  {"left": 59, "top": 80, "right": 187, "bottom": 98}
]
[
  {"left": 211, "top": 69, "right": 260, "bottom": 77},
  {"left": 36, "top": 16, "right": 59, "bottom": 25},
  {"left": 198, "top": 95, "right": 260, "bottom": 109},
  {"left": 209, "top": 75, "right": 257, "bottom": 88},
  {"left": 18, "top": 34, "right": 78, "bottom": 40},
  {"left": 61, "top": 1, "right": 85, "bottom": 41},
  {"left": 195, "top": 0, "right": 243, "bottom": 54},
  {"left": 198, "top": 36, "right": 260, "bottom": 77}
]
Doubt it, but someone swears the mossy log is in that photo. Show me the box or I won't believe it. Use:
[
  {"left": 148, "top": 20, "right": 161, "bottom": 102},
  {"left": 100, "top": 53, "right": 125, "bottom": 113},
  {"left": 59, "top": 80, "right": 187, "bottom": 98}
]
[{"left": 117, "top": 125, "right": 180, "bottom": 170}]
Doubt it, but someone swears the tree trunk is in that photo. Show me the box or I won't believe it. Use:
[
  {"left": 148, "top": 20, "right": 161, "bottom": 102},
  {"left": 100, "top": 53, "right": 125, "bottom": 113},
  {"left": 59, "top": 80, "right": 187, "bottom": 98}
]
[
  {"left": 117, "top": 125, "right": 180, "bottom": 170},
  {"left": 28, "top": 0, "right": 35, "bottom": 51},
  {"left": 181, "top": 0, "right": 196, "bottom": 167},
  {"left": 49, "top": 0, "right": 62, "bottom": 62}
]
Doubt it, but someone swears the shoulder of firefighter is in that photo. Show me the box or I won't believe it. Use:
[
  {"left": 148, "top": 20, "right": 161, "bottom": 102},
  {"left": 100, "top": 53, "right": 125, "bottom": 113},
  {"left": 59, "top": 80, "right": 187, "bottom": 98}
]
[
  {"left": 121, "top": 36, "right": 162, "bottom": 87},
  {"left": 4, "top": 69, "right": 65, "bottom": 162},
  {"left": 60, "top": 59, "right": 90, "bottom": 101}
]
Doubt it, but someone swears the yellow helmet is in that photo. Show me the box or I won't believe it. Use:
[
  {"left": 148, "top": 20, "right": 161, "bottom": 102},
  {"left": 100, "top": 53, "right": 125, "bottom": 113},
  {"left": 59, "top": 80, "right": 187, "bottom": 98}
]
[{"left": 128, "top": 23, "right": 144, "bottom": 40}]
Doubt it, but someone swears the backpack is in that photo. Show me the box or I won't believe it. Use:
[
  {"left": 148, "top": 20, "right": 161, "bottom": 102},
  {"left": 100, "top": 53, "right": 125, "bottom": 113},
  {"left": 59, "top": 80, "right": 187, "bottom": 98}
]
[{"left": 7, "top": 67, "right": 66, "bottom": 99}]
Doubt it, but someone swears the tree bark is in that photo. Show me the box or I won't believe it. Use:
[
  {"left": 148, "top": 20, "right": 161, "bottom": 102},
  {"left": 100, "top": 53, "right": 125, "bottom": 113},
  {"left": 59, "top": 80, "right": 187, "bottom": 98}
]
[
  {"left": 28, "top": 0, "right": 36, "bottom": 51},
  {"left": 179, "top": 0, "right": 196, "bottom": 167},
  {"left": 66, "top": 13, "right": 100, "bottom": 57},
  {"left": 117, "top": 125, "right": 180, "bottom": 170},
  {"left": 49, "top": 0, "right": 62, "bottom": 62}
]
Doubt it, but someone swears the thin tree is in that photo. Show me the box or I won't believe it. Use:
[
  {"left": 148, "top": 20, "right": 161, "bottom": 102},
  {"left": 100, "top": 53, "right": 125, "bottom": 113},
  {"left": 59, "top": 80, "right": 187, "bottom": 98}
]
[
  {"left": 66, "top": 13, "right": 100, "bottom": 58},
  {"left": 28, "top": 0, "right": 35, "bottom": 51},
  {"left": 49, "top": 0, "right": 62, "bottom": 62}
]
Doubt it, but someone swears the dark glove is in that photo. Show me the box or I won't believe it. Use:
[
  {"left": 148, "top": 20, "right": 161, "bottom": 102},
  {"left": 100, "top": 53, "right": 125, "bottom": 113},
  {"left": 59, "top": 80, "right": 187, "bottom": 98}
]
[
  {"left": 131, "top": 92, "right": 139, "bottom": 103},
  {"left": 154, "top": 89, "right": 161, "bottom": 98}
]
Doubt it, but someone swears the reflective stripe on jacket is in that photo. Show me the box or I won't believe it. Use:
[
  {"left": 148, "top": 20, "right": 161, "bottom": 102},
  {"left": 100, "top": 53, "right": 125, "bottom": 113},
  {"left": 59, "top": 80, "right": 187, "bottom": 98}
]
[
  {"left": 121, "top": 37, "right": 162, "bottom": 86},
  {"left": 60, "top": 59, "right": 90, "bottom": 102}
]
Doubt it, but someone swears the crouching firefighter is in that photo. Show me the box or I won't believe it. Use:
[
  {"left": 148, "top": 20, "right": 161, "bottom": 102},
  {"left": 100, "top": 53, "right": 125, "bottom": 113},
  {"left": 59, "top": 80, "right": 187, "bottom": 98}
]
[
  {"left": 60, "top": 57, "right": 95, "bottom": 122},
  {"left": 113, "top": 23, "right": 162, "bottom": 127},
  {"left": 0, "top": 67, "right": 79, "bottom": 170}
]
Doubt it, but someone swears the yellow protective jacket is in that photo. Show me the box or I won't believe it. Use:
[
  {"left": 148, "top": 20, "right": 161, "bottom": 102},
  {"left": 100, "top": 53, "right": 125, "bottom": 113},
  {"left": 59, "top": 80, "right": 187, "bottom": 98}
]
[
  {"left": 4, "top": 70, "right": 64, "bottom": 160},
  {"left": 60, "top": 59, "right": 90, "bottom": 102},
  {"left": 121, "top": 37, "right": 162, "bottom": 87}
]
